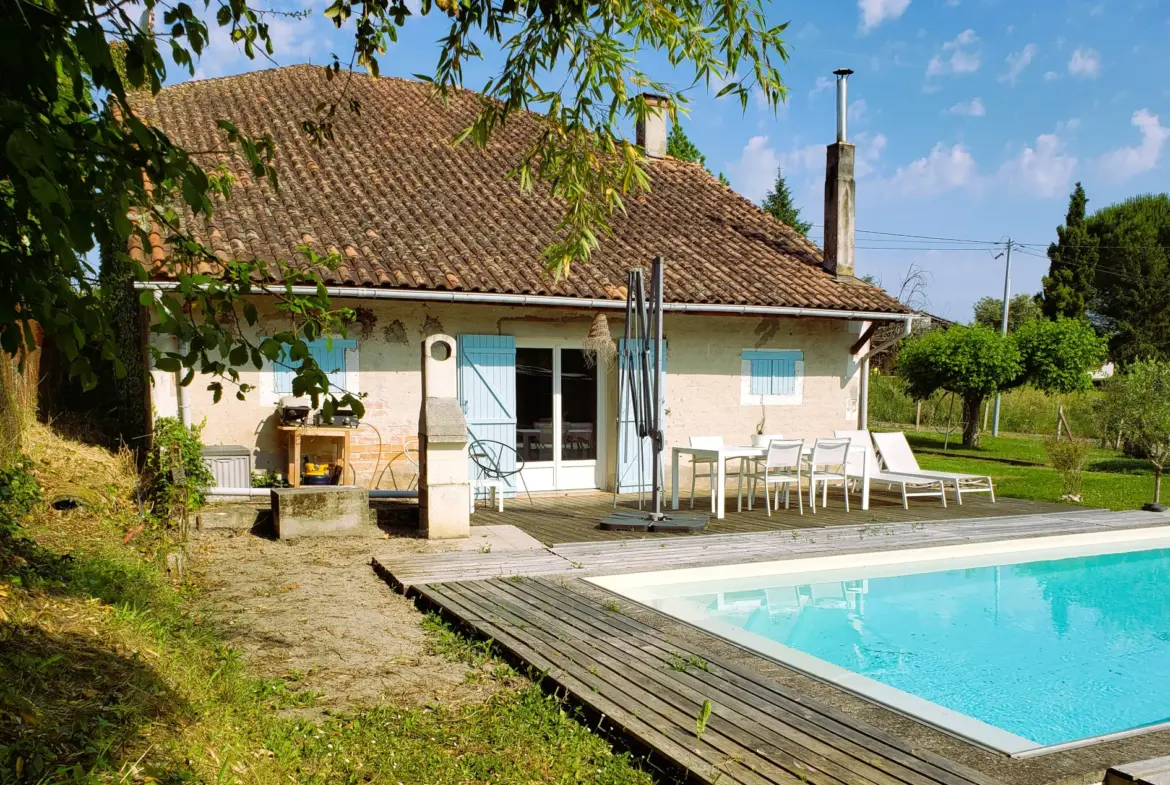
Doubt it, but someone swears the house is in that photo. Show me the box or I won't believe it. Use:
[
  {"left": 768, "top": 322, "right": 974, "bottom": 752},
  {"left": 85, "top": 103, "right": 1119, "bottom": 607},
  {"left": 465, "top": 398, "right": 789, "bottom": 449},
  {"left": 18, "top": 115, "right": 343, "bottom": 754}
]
[{"left": 129, "top": 65, "right": 911, "bottom": 495}]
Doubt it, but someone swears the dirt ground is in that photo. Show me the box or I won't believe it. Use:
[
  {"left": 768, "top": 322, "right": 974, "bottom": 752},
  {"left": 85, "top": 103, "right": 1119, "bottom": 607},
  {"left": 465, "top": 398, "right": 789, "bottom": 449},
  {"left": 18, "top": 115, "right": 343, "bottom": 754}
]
[{"left": 190, "top": 529, "right": 500, "bottom": 713}]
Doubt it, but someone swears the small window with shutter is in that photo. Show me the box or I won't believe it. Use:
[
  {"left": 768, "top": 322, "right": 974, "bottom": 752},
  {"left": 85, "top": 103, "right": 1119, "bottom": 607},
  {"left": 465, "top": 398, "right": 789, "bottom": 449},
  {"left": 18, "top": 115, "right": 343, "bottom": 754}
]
[
  {"left": 273, "top": 338, "right": 357, "bottom": 396},
  {"left": 740, "top": 350, "right": 804, "bottom": 405}
]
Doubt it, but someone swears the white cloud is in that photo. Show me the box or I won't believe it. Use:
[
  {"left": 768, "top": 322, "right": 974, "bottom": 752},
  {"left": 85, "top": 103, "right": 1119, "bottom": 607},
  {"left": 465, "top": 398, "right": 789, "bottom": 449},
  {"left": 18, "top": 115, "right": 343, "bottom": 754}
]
[
  {"left": 997, "top": 134, "right": 1077, "bottom": 197},
  {"left": 725, "top": 136, "right": 783, "bottom": 202},
  {"left": 947, "top": 98, "right": 985, "bottom": 116},
  {"left": 884, "top": 143, "right": 978, "bottom": 196},
  {"left": 999, "top": 43, "right": 1037, "bottom": 85},
  {"left": 1068, "top": 47, "right": 1102, "bottom": 78},
  {"left": 1043, "top": 70, "right": 1061, "bottom": 82},
  {"left": 859, "top": 0, "right": 911, "bottom": 32},
  {"left": 927, "top": 29, "right": 981, "bottom": 77},
  {"left": 848, "top": 99, "right": 868, "bottom": 123},
  {"left": 854, "top": 132, "right": 888, "bottom": 177},
  {"left": 1097, "top": 109, "right": 1170, "bottom": 181},
  {"left": 810, "top": 76, "right": 833, "bottom": 97}
]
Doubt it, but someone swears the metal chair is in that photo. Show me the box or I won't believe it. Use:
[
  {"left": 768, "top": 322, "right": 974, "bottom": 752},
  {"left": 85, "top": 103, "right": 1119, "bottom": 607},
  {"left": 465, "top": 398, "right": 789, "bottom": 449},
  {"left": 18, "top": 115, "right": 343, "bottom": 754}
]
[
  {"left": 468, "top": 438, "right": 532, "bottom": 513},
  {"left": 741, "top": 438, "right": 805, "bottom": 515},
  {"left": 688, "top": 435, "right": 724, "bottom": 512},
  {"left": 808, "top": 437, "right": 852, "bottom": 513}
]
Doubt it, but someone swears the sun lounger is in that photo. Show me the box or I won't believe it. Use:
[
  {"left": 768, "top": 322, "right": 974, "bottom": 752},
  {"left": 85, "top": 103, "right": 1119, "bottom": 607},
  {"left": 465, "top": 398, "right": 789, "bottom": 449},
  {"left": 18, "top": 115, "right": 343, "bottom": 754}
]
[
  {"left": 835, "top": 430, "right": 947, "bottom": 510},
  {"left": 871, "top": 431, "right": 996, "bottom": 505}
]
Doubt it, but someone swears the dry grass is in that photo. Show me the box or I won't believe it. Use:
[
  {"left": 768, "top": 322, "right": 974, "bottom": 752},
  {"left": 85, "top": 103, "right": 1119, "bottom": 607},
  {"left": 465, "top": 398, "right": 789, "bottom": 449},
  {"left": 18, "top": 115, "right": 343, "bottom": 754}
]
[{"left": 25, "top": 422, "right": 137, "bottom": 502}]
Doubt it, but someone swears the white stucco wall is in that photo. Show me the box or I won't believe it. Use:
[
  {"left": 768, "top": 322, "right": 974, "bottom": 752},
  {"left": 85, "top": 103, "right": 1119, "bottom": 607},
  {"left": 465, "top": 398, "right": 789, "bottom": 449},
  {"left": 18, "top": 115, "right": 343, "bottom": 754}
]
[{"left": 148, "top": 298, "right": 866, "bottom": 491}]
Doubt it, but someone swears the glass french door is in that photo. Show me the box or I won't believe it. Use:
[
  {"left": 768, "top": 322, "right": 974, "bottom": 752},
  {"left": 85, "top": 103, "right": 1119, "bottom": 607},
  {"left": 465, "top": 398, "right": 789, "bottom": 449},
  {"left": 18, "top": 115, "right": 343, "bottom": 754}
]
[{"left": 515, "top": 346, "right": 600, "bottom": 491}]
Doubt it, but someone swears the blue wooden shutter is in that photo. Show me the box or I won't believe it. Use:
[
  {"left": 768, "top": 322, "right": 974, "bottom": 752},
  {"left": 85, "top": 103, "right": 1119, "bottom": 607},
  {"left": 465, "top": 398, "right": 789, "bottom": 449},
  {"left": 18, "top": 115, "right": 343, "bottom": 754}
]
[
  {"left": 274, "top": 355, "right": 295, "bottom": 395},
  {"left": 274, "top": 338, "right": 355, "bottom": 395},
  {"left": 311, "top": 338, "right": 354, "bottom": 394},
  {"left": 744, "top": 350, "right": 801, "bottom": 397},
  {"left": 457, "top": 335, "right": 518, "bottom": 499},
  {"left": 616, "top": 338, "right": 667, "bottom": 493}
]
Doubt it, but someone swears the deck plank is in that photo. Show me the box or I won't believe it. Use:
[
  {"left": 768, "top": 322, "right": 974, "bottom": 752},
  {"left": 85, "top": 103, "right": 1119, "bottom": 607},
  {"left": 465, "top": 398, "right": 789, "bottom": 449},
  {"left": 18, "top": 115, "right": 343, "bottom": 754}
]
[
  {"left": 376, "top": 508, "right": 1170, "bottom": 587},
  {"left": 414, "top": 576, "right": 1006, "bottom": 785},
  {"left": 469, "top": 490, "right": 1077, "bottom": 546}
]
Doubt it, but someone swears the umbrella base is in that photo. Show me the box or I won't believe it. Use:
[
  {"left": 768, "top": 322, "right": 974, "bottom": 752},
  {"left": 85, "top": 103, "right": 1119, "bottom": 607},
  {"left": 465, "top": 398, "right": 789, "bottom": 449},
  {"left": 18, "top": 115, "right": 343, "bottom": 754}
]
[{"left": 600, "top": 511, "right": 709, "bottom": 532}]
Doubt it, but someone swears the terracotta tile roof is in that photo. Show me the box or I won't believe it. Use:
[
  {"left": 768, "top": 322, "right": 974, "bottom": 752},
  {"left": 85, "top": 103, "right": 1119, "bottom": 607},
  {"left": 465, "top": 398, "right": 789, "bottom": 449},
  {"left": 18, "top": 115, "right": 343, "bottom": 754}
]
[{"left": 132, "top": 65, "right": 907, "bottom": 314}]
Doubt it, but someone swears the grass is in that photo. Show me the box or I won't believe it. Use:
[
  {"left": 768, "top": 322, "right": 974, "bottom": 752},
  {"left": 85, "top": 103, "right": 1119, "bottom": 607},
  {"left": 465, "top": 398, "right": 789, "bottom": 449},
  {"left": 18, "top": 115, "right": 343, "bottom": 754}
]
[
  {"left": 878, "top": 430, "right": 1159, "bottom": 511},
  {"left": 915, "top": 454, "right": 1158, "bottom": 512},
  {"left": 0, "top": 429, "right": 654, "bottom": 785}
]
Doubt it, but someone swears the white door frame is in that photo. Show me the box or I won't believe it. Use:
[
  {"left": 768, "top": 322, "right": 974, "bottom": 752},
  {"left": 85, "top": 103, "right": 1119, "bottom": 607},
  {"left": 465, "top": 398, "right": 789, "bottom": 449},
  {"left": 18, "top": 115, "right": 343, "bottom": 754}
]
[{"left": 514, "top": 340, "right": 606, "bottom": 491}]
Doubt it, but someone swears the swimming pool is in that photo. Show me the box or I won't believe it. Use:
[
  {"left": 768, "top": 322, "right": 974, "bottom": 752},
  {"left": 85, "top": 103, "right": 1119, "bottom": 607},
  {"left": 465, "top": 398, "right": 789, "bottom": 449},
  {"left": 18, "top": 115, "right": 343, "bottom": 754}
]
[{"left": 589, "top": 527, "right": 1170, "bottom": 756}]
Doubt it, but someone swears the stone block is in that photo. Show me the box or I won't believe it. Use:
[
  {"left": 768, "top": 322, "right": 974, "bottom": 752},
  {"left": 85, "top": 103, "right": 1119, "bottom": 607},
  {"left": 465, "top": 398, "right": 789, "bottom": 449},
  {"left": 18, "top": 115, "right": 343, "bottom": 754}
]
[
  {"left": 271, "top": 486, "right": 372, "bottom": 539},
  {"left": 197, "top": 504, "right": 264, "bottom": 531}
]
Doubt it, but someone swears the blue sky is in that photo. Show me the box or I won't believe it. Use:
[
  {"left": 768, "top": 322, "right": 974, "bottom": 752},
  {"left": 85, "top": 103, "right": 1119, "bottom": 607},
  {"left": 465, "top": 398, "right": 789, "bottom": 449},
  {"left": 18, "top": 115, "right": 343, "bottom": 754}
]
[{"left": 174, "top": 0, "right": 1170, "bottom": 322}]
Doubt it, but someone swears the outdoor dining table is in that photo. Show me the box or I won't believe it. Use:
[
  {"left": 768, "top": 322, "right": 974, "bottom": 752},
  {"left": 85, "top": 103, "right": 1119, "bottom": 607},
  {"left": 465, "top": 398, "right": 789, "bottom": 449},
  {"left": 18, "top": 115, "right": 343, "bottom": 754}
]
[{"left": 670, "top": 443, "right": 872, "bottom": 519}]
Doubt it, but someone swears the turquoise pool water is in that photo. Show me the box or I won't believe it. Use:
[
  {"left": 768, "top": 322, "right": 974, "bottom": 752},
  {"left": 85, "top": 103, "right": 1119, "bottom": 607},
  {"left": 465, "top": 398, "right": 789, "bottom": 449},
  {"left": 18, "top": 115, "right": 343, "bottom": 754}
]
[{"left": 653, "top": 547, "right": 1170, "bottom": 749}]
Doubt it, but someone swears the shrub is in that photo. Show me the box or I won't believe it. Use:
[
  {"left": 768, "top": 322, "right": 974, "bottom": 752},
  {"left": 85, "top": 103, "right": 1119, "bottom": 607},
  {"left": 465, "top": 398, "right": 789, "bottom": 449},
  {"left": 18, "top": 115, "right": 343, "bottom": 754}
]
[
  {"left": 147, "top": 417, "right": 215, "bottom": 519},
  {"left": 1045, "top": 438, "right": 1091, "bottom": 500},
  {"left": 0, "top": 458, "right": 41, "bottom": 534}
]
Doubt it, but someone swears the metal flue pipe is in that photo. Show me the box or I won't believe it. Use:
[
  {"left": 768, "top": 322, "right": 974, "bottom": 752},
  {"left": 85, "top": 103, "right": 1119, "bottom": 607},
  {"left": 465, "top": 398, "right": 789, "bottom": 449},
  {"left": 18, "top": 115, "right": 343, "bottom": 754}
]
[{"left": 834, "top": 68, "right": 854, "bottom": 143}]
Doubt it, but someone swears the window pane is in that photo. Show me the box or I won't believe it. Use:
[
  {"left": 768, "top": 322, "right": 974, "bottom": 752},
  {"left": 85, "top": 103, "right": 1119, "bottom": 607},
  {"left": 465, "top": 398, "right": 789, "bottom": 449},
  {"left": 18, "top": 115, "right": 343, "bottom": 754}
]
[
  {"left": 516, "top": 348, "right": 554, "bottom": 462},
  {"left": 560, "top": 349, "right": 597, "bottom": 460}
]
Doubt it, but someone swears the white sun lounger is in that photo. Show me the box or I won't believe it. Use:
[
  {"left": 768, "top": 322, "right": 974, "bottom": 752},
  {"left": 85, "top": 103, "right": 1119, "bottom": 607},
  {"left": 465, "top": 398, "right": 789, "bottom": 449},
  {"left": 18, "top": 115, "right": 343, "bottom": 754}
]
[
  {"left": 834, "top": 430, "right": 947, "bottom": 510},
  {"left": 871, "top": 431, "right": 996, "bottom": 505}
]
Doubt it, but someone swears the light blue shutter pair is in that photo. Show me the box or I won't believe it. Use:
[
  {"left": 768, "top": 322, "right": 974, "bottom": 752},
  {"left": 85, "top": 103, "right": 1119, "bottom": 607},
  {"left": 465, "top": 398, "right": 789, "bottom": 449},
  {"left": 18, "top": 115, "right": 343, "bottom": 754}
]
[
  {"left": 745, "top": 350, "right": 802, "bottom": 397},
  {"left": 274, "top": 338, "right": 355, "bottom": 395},
  {"left": 616, "top": 338, "right": 667, "bottom": 493},
  {"left": 457, "top": 335, "right": 517, "bottom": 499}
]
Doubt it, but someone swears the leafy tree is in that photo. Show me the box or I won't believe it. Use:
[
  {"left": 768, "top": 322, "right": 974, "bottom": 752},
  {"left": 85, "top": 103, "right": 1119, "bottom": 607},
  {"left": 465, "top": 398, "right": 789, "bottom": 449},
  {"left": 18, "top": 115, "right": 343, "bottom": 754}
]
[
  {"left": 1041, "top": 182, "right": 1098, "bottom": 320},
  {"left": 899, "top": 326, "right": 1022, "bottom": 449},
  {"left": 761, "top": 167, "right": 811, "bottom": 236},
  {"left": 899, "top": 319, "right": 1104, "bottom": 448},
  {"left": 666, "top": 122, "right": 706, "bottom": 167},
  {"left": 1, "top": 0, "right": 790, "bottom": 419},
  {"left": 1087, "top": 194, "right": 1170, "bottom": 364},
  {"left": 972, "top": 294, "right": 1043, "bottom": 333},
  {"left": 1096, "top": 359, "right": 1170, "bottom": 507}
]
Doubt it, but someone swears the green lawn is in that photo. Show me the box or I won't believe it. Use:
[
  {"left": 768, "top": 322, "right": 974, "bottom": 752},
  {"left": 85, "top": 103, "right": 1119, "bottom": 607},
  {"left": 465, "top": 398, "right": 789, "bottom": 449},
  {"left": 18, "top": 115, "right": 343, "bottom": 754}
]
[
  {"left": 889, "top": 430, "right": 1158, "bottom": 511},
  {"left": 899, "top": 429, "right": 1152, "bottom": 472},
  {"left": 916, "top": 454, "right": 1157, "bottom": 511}
]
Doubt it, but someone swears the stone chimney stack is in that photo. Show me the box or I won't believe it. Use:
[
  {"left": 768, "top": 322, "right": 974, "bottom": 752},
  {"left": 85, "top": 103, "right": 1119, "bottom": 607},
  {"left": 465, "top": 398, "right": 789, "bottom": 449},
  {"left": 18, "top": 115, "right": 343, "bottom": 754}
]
[
  {"left": 636, "top": 94, "right": 669, "bottom": 159},
  {"left": 824, "top": 69, "right": 856, "bottom": 279}
]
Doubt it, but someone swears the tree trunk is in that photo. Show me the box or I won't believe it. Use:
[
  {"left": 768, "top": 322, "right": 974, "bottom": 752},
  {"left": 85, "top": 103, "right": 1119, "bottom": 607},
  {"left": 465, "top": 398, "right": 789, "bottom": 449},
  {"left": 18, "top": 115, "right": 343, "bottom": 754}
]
[
  {"left": 962, "top": 395, "right": 983, "bottom": 449},
  {"left": 1156, "top": 467, "right": 1163, "bottom": 505}
]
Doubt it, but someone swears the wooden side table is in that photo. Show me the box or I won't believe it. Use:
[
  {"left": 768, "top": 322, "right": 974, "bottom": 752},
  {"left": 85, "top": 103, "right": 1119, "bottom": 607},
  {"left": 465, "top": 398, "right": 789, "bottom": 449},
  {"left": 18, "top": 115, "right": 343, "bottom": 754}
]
[{"left": 278, "top": 425, "right": 353, "bottom": 488}]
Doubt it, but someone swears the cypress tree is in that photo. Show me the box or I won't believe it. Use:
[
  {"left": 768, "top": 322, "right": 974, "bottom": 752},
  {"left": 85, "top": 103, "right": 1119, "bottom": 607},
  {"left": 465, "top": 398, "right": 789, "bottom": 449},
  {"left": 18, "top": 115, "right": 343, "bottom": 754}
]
[
  {"left": 1041, "top": 182, "right": 1098, "bottom": 320},
  {"left": 761, "top": 168, "right": 811, "bottom": 236}
]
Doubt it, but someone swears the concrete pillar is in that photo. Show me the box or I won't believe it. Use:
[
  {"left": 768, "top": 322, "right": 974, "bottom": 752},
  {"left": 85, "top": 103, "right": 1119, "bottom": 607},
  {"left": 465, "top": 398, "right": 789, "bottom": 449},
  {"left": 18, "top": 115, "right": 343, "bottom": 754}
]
[
  {"left": 417, "top": 334, "right": 470, "bottom": 539},
  {"left": 823, "top": 142, "right": 856, "bottom": 279}
]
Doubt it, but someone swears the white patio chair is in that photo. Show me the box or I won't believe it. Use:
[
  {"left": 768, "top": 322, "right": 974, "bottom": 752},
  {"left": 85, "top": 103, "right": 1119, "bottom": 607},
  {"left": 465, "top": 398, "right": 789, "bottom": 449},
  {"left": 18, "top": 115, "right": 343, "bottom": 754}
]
[
  {"left": 808, "top": 437, "right": 851, "bottom": 513},
  {"left": 872, "top": 432, "right": 996, "bottom": 505},
  {"left": 737, "top": 433, "right": 785, "bottom": 495},
  {"left": 835, "top": 429, "right": 948, "bottom": 510},
  {"left": 689, "top": 435, "right": 725, "bottom": 512},
  {"left": 740, "top": 438, "right": 804, "bottom": 515}
]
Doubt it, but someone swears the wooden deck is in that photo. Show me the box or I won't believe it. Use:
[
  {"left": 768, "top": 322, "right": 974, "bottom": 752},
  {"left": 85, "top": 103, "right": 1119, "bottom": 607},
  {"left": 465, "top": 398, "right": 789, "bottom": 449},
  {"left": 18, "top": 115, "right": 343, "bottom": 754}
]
[
  {"left": 469, "top": 489, "right": 1073, "bottom": 545},
  {"left": 414, "top": 575, "right": 1006, "bottom": 785},
  {"left": 374, "top": 508, "right": 1170, "bottom": 589}
]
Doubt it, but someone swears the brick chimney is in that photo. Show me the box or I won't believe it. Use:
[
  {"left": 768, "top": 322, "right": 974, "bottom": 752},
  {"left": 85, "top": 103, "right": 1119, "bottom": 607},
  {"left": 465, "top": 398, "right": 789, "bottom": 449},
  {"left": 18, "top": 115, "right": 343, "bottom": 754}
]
[
  {"left": 824, "top": 69, "right": 855, "bottom": 279},
  {"left": 636, "top": 94, "right": 669, "bottom": 159}
]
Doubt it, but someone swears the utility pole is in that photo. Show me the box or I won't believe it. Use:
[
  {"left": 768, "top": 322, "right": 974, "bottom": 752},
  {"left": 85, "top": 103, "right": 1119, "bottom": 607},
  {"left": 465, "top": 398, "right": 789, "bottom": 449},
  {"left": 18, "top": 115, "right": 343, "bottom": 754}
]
[{"left": 992, "top": 239, "right": 1013, "bottom": 437}]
